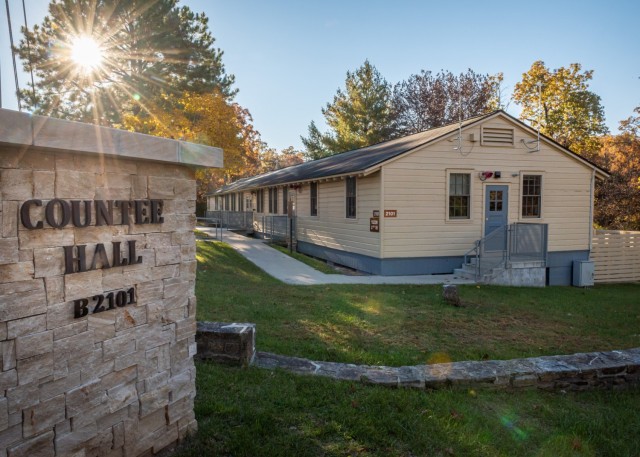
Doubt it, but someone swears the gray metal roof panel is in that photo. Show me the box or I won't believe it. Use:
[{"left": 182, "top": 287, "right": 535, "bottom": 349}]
[{"left": 211, "top": 112, "right": 494, "bottom": 195}]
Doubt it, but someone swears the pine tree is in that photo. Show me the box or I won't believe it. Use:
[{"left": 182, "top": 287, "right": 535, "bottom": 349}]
[
  {"left": 17, "top": 0, "right": 235, "bottom": 125},
  {"left": 301, "top": 60, "right": 396, "bottom": 159}
]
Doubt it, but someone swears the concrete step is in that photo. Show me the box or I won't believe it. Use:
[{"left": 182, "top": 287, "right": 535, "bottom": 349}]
[{"left": 454, "top": 267, "right": 477, "bottom": 280}]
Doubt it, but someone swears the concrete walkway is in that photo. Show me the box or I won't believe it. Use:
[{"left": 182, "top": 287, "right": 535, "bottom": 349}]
[{"left": 196, "top": 227, "right": 473, "bottom": 286}]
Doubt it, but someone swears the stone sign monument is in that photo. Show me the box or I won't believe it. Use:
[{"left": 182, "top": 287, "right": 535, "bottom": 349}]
[{"left": 0, "top": 109, "right": 222, "bottom": 456}]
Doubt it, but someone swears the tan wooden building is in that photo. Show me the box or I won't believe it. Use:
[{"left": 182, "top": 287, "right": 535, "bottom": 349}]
[{"left": 209, "top": 111, "right": 608, "bottom": 285}]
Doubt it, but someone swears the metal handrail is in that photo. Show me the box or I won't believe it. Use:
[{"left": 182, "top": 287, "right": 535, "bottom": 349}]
[
  {"left": 206, "top": 211, "right": 253, "bottom": 230},
  {"left": 196, "top": 216, "right": 223, "bottom": 241},
  {"left": 464, "top": 223, "right": 548, "bottom": 281},
  {"left": 463, "top": 240, "right": 481, "bottom": 279}
]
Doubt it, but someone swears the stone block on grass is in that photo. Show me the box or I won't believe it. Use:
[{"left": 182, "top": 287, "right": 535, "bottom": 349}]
[{"left": 195, "top": 322, "right": 255, "bottom": 367}]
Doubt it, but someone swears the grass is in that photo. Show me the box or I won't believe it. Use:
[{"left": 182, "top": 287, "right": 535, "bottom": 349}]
[
  {"left": 196, "top": 240, "right": 640, "bottom": 366},
  {"left": 193, "top": 228, "right": 210, "bottom": 238},
  {"left": 182, "top": 240, "right": 640, "bottom": 456},
  {"left": 268, "top": 242, "right": 341, "bottom": 274},
  {"left": 172, "top": 363, "right": 640, "bottom": 457}
]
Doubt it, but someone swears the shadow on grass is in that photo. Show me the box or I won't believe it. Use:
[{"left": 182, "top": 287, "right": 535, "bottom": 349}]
[
  {"left": 172, "top": 362, "right": 640, "bottom": 457},
  {"left": 196, "top": 240, "right": 640, "bottom": 366}
]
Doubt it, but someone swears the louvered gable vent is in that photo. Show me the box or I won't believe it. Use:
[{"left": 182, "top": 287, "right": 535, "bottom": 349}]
[{"left": 481, "top": 127, "right": 514, "bottom": 146}]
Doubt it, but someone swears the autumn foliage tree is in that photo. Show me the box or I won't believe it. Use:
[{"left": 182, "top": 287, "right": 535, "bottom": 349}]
[
  {"left": 259, "top": 146, "right": 304, "bottom": 173},
  {"left": 122, "top": 91, "right": 262, "bottom": 200},
  {"left": 392, "top": 69, "right": 502, "bottom": 135},
  {"left": 593, "top": 106, "right": 640, "bottom": 230},
  {"left": 512, "top": 61, "right": 608, "bottom": 158}
]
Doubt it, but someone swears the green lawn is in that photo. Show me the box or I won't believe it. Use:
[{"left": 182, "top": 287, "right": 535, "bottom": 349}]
[
  {"left": 196, "top": 240, "right": 640, "bottom": 366},
  {"left": 173, "top": 363, "right": 640, "bottom": 457},
  {"left": 179, "top": 240, "right": 640, "bottom": 457},
  {"left": 268, "top": 242, "right": 342, "bottom": 274}
]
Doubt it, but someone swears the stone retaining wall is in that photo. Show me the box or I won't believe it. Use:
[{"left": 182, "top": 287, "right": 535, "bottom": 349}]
[
  {"left": 253, "top": 349, "right": 640, "bottom": 391},
  {"left": 194, "top": 321, "right": 639, "bottom": 392}
]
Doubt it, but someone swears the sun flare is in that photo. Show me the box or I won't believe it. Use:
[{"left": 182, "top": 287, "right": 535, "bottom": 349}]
[{"left": 70, "top": 36, "right": 104, "bottom": 73}]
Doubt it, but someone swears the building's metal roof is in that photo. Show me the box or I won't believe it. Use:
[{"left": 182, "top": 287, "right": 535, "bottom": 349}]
[
  {"left": 211, "top": 110, "right": 609, "bottom": 195},
  {"left": 211, "top": 112, "right": 490, "bottom": 195}
]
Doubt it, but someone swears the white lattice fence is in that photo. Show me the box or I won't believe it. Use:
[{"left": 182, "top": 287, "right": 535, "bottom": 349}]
[{"left": 591, "top": 230, "right": 640, "bottom": 283}]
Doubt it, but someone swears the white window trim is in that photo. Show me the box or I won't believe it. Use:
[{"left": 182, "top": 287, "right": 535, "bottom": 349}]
[
  {"left": 445, "top": 169, "right": 474, "bottom": 223},
  {"left": 519, "top": 171, "right": 545, "bottom": 220}
]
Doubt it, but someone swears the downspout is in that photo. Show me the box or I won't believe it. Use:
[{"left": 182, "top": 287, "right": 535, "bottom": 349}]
[
  {"left": 379, "top": 168, "right": 385, "bottom": 266},
  {"left": 294, "top": 186, "right": 299, "bottom": 251},
  {"left": 588, "top": 169, "right": 595, "bottom": 259}
]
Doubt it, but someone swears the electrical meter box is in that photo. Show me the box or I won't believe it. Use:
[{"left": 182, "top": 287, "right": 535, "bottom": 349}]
[{"left": 572, "top": 260, "right": 594, "bottom": 287}]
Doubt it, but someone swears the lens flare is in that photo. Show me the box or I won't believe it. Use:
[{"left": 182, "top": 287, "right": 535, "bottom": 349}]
[
  {"left": 70, "top": 36, "right": 104, "bottom": 73},
  {"left": 426, "top": 352, "right": 452, "bottom": 378},
  {"left": 500, "top": 414, "right": 528, "bottom": 441}
]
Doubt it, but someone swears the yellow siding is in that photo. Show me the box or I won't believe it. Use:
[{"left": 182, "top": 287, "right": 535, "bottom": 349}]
[
  {"left": 296, "top": 173, "right": 381, "bottom": 258},
  {"left": 381, "top": 118, "right": 594, "bottom": 258}
]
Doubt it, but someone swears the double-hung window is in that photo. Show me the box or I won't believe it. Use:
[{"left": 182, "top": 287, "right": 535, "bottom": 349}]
[
  {"left": 522, "top": 175, "right": 542, "bottom": 218},
  {"left": 346, "top": 177, "right": 357, "bottom": 219},
  {"left": 274, "top": 188, "right": 278, "bottom": 214},
  {"left": 257, "top": 189, "right": 264, "bottom": 213},
  {"left": 449, "top": 173, "right": 470, "bottom": 219},
  {"left": 282, "top": 187, "right": 288, "bottom": 215},
  {"left": 268, "top": 187, "right": 277, "bottom": 213},
  {"left": 310, "top": 182, "right": 318, "bottom": 216}
]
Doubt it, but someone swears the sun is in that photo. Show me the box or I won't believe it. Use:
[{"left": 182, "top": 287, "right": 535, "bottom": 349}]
[{"left": 70, "top": 36, "right": 104, "bottom": 73}]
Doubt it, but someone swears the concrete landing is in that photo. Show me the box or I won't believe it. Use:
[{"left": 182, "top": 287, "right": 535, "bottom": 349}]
[{"left": 196, "top": 227, "right": 474, "bottom": 286}]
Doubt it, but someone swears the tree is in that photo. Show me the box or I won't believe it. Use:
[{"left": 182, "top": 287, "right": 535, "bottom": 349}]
[
  {"left": 121, "top": 90, "right": 262, "bottom": 200},
  {"left": 593, "top": 106, "right": 640, "bottom": 230},
  {"left": 392, "top": 69, "right": 501, "bottom": 135},
  {"left": 512, "top": 61, "right": 608, "bottom": 157},
  {"left": 259, "top": 146, "right": 305, "bottom": 173},
  {"left": 277, "top": 146, "right": 305, "bottom": 169},
  {"left": 17, "top": 0, "right": 235, "bottom": 125},
  {"left": 301, "top": 60, "right": 396, "bottom": 159},
  {"left": 619, "top": 106, "right": 640, "bottom": 137}
]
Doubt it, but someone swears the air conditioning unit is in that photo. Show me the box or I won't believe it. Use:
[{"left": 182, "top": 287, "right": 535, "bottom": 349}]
[{"left": 572, "top": 260, "right": 594, "bottom": 287}]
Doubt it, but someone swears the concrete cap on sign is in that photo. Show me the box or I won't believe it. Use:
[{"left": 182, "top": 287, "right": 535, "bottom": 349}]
[{"left": 0, "top": 108, "right": 223, "bottom": 168}]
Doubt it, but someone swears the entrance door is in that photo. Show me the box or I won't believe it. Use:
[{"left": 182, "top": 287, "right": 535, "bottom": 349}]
[
  {"left": 485, "top": 185, "right": 508, "bottom": 236},
  {"left": 484, "top": 185, "right": 508, "bottom": 250}
]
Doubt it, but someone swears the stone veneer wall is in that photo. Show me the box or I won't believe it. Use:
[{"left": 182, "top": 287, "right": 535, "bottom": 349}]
[{"left": 1, "top": 146, "right": 198, "bottom": 456}]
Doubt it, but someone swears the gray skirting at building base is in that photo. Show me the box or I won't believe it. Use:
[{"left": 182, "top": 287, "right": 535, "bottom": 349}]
[
  {"left": 297, "top": 241, "right": 590, "bottom": 286},
  {"left": 296, "top": 241, "right": 464, "bottom": 276}
]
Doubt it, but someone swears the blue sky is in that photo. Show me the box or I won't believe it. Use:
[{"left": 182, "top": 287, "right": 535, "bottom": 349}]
[{"left": 2, "top": 0, "right": 638, "bottom": 151}]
